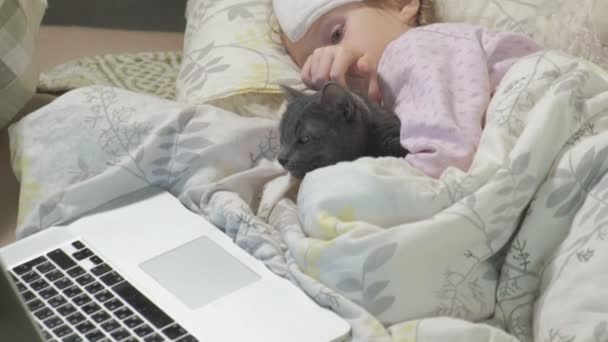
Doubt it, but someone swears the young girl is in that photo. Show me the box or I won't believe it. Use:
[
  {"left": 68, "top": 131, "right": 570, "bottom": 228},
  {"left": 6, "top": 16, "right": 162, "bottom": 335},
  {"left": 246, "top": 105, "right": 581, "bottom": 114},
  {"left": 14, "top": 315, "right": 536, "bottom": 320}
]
[{"left": 272, "top": 0, "right": 540, "bottom": 178}]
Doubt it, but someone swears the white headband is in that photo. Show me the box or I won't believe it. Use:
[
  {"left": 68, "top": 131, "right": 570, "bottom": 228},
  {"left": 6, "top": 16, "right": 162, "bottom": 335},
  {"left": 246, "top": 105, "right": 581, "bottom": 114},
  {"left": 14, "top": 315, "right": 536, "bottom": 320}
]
[{"left": 272, "top": 0, "right": 363, "bottom": 42}]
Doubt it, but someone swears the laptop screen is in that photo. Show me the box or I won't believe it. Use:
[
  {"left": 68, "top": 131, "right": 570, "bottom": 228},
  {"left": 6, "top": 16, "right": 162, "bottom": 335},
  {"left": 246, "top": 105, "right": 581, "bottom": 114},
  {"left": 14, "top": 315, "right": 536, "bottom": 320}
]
[{"left": 0, "top": 258, "right": 44, "bottom": 342}]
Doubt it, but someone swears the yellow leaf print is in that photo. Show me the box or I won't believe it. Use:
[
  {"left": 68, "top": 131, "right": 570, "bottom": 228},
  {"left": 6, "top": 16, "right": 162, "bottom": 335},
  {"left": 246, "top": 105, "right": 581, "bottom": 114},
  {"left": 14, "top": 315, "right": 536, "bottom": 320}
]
[
  {"left": 221, "top": 166, "right": 236, "bottom": 178},
  {"left": 303, "top": 239, "right": 335, "bottom": 279},
  {"left": 239, "top": 62, "right": 284, "bottom": 90},
  {"left": 389, "top": 320, "right": 419, "bottom": 342},
  {"left": 361, "top": 318, "right": 389, "bottom": 340},
  {"left": 16, "top": 155, "right": 43, "bottom": 226},
  {"left": 339, "top": 206, "right": 355, "bottom": 221},
  {"left": 230, "top": 26, "right": 298, "bottom": 91},
  {"left": 316, "top": 206, "right": 357, "bottom": 239},
  {"left": 234, "top": 27, "right": 270, "bottom": 50}
]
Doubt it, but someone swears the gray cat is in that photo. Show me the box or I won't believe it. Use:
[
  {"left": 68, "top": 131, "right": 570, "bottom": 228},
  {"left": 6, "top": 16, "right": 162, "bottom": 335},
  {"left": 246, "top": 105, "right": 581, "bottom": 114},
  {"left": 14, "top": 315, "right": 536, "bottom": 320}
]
[{"left": 277, "top": 82, "right": 408, "bottom": 179}]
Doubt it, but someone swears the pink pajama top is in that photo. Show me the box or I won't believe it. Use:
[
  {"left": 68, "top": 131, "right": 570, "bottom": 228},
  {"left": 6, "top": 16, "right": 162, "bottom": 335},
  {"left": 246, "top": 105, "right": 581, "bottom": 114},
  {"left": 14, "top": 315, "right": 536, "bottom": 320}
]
[{"left": 377, "top": 23, "right": 540, "bottom": 178}]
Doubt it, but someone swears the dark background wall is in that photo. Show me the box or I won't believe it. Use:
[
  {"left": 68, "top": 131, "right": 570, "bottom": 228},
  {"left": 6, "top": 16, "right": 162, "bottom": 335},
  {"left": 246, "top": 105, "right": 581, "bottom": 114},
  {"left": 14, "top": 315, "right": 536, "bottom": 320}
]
[{"left": 41, "top": 0, "right": 188, "bottom": 32}]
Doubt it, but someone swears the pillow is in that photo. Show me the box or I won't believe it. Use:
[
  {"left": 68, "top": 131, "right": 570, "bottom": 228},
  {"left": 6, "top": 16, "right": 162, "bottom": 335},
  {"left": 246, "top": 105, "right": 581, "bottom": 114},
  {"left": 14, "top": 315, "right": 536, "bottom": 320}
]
[
  {"left": 38, "top": 51, "right": 182, "bottom": 100},
  {"left": 0, "top": 0, "right": 47, "bottom": 128},
  {"left": 177, "top": 0, "right": 302, "bottom": 119},
  {"left": 433, "top": 0, "right": 608, "bottom": 70}
]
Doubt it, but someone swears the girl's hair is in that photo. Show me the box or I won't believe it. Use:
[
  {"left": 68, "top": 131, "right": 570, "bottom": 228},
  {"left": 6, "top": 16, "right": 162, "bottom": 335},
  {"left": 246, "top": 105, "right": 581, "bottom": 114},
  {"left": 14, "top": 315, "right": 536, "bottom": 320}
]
[
  {"left": 268, "top": 0, "right": 435, "bottom": 43},
  {"left": 416, "top": 0, "right": 435, "bottom": 26}
]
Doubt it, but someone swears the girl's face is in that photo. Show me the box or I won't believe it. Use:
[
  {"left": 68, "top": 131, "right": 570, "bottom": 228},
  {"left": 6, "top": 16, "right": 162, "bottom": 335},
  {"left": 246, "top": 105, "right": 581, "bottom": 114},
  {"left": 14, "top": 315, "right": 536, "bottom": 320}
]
[{"left": 282, "top": 2, "right": 418, "bottom": 69}]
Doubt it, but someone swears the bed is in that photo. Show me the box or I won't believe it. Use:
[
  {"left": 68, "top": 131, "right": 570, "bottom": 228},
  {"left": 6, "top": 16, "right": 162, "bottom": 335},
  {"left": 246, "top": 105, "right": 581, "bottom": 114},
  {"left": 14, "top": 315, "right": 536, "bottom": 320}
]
[{"left": 3, "top": 0, "right": 608, "bottom": 341}]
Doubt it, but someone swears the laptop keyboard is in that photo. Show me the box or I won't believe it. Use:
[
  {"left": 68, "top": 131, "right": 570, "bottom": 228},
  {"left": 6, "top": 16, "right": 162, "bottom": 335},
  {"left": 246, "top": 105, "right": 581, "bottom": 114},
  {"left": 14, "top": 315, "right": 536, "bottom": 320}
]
[{"left": 9, "top": 240, "right": 198, "bottom": 342}]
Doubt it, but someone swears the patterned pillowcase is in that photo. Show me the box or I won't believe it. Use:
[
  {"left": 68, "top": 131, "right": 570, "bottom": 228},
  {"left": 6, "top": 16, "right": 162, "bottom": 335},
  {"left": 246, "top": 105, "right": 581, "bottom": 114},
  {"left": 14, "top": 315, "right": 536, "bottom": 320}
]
[
  {"left": 0, "top": 0, "right": 47, "bottom": 128},
  {"left": 177, "top": 0, "right": 303, "bottom": 118},
  {"left": 434, "top": 0, "right": 608, "bottom": 70}
]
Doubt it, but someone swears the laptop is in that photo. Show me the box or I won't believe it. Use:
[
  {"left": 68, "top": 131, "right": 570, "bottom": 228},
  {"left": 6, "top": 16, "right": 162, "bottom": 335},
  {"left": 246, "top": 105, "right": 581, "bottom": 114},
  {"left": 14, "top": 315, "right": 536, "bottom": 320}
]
[{"left": 0, "top": 187, "right": 350, "bottom": 342}]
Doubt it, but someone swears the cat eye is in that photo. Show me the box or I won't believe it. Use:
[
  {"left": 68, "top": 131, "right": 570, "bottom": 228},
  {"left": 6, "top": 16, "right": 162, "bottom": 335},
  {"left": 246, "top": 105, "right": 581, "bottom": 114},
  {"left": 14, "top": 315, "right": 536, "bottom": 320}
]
[
  {"left": 330, "top": 25, "right": 344, "bottom": 45},
  {"left": 298, "top": 135, "right": 311, "bottom": 144}
]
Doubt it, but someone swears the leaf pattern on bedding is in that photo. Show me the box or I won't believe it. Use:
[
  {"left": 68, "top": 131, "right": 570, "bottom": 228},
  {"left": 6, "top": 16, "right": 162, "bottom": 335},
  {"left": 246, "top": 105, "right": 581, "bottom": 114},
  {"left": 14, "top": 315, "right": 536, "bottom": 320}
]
[
  {"left": 179, "top": 0, "right": 301, "bottom": 105},
  {"left": 12, "top": 50, "right": 608, "bottom": 342},
  {"left": 334, "top": 243, "right": 398, "bottom": 317},
  {"left": 546, "top": 146, "right": 608, "bottom": 218},
  {"left": 150, "top": 109, "right": 212, "bottom": 189}
]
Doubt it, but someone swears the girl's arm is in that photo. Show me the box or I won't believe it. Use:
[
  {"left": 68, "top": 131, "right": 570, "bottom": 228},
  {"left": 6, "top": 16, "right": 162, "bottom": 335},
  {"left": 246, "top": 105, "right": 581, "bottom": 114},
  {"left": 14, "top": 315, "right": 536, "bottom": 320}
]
[{"left": 378, "top": 24, "right": 539, "bottom": 178}]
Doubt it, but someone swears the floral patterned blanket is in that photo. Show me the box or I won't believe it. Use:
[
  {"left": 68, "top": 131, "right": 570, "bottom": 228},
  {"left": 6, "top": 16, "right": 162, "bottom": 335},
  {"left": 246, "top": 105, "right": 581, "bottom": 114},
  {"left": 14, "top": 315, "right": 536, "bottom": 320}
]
[{"left": 9, "top": 51, "right": 608, "bottom": 341}]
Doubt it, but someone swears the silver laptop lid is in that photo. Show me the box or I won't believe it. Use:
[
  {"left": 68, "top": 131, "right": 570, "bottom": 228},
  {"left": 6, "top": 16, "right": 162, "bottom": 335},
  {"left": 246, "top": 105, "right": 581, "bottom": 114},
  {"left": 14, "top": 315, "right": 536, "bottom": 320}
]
[{"left": 0, "top": 258, "right": 44, "bottom": 342}]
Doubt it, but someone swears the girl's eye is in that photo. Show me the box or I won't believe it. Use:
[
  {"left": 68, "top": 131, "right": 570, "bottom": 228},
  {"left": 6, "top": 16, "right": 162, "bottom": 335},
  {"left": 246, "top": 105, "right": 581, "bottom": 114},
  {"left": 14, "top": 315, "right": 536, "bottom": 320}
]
[
  {"left": 330, "top": 26, "right": 344, "bottom": 44},
  {"left": 298, "top": 136, "right": 311, "bottom": 144}
]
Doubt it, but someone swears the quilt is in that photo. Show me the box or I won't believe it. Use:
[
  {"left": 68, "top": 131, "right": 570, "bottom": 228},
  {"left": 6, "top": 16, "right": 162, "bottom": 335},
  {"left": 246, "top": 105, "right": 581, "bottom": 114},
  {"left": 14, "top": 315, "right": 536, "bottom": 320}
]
[{"left": 10, "top": 50, "right": 608, "bottom": 341}]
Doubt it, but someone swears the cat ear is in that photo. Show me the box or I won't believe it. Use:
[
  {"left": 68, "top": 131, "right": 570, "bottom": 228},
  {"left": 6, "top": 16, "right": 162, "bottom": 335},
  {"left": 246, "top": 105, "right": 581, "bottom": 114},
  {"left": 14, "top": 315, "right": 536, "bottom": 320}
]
[
  {"left": 279, "top": 84, "right": 306, "bottom": 103},
  {"left": 321, "top": 82, "right": 354, "bottom": 121}
]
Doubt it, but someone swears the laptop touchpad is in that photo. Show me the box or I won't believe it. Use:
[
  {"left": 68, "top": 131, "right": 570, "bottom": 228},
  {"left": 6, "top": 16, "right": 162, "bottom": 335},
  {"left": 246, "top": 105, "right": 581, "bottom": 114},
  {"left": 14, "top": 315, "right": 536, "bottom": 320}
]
[{"left": 140, "top": 236, "right": 260, "bottom": 309}]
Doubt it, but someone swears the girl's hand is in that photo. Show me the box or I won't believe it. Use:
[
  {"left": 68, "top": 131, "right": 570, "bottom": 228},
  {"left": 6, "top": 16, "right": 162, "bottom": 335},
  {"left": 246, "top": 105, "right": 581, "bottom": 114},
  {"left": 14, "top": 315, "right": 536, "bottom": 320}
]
[{"left": 301, "top": 45, "right": 382, "bottom": 103}]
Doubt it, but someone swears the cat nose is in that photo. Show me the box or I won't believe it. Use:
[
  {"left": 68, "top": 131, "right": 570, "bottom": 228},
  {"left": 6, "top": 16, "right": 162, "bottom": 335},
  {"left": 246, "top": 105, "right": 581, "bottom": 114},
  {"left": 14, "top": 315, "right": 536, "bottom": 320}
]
[{"left": 278, "top": 154, "right": 288, "bottom": 166}]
